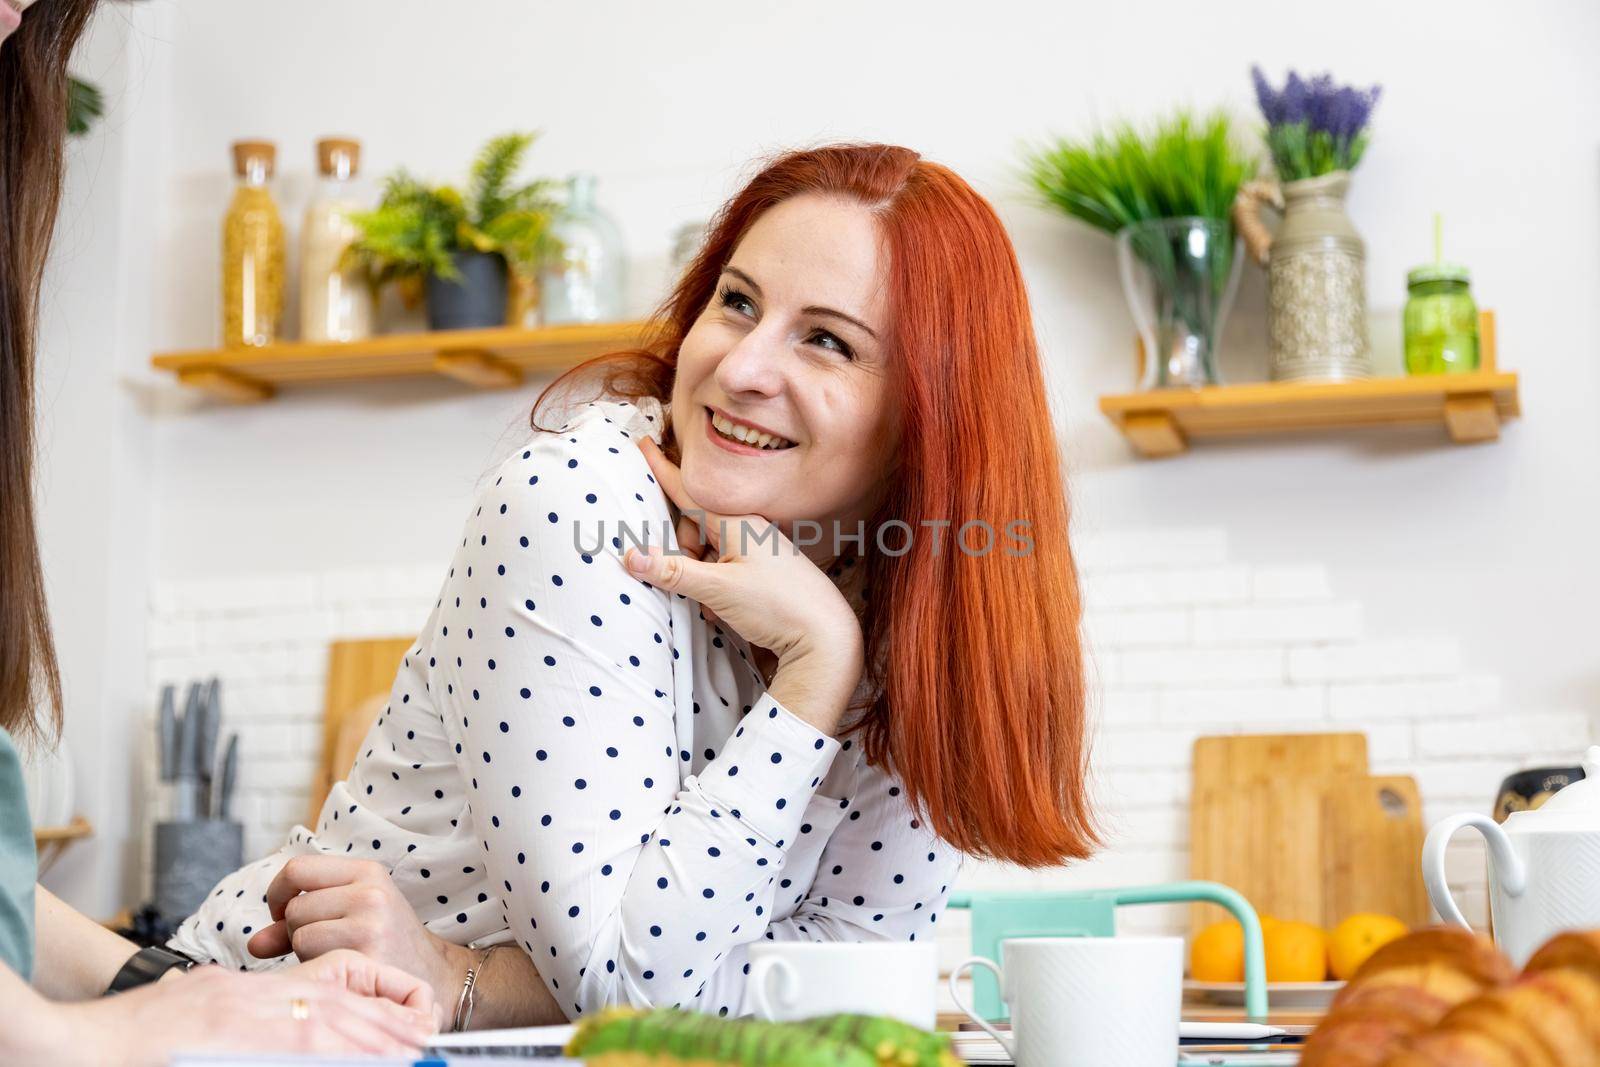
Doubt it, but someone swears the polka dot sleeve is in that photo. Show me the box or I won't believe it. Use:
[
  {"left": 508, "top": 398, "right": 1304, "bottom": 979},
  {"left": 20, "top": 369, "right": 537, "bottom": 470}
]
[
  {"left": 695, "top": 752, "right": 964, "bottom": 1014},
  {"left": 436, "top": 408, "right": 845, "bottom": 1019}
]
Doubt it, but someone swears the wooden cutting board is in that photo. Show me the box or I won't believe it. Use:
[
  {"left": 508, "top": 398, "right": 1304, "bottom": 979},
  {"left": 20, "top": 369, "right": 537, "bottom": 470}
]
[
  {"left": 1190, "top": 777, "right": 1330, "bottom": 933},
  {"left": 1321, "top": 774, "right": 1429, "bottom": 927},
  {"left": 1193, "top": 732, "right": 1369, "bottom": 789},
  {"left": 305, "top": 636, "right": 415, "bottom": 827},
  {"left": 1189, "top": 733, "right": 1369, "bottom": 935}
]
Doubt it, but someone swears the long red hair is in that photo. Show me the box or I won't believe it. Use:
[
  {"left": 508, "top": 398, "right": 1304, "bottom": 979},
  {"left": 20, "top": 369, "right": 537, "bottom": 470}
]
[{"left": 533, "top": 143, "right": 1097, "bottom": 867}]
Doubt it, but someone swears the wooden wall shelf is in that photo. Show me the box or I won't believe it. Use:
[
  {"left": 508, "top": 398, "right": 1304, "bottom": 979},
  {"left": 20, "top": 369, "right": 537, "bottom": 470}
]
[
  {"left": 1100, "top": 311, "right": 1518, "bottom": 458},
  {"left": 33, "top": 816, "right": 92, "bottom": 845},
  {"left": 34, "top": 815, "right": 92, "bottom": 870},
  {"left": 150, "top": 321, "right": 651, "bottom": 403}
]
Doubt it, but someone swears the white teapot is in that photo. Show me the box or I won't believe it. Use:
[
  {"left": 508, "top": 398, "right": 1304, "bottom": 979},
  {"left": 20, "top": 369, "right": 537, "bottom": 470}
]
[{"left": 1423, "top": 745, "right": 1600, "bottom": 967}]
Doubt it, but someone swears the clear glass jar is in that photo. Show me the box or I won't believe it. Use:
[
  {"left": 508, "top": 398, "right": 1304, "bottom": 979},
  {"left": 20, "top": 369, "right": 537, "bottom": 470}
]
[
  {"left": 1404, "top": 265, "right": 1478, "bottom": 375},
  {"left": 539, "top": 173, "right": 626, "bottom": 324},
  {"left": 222, "top": 140, "right": 285, "bottom": 348},
  {"left": 299, "top": 137, "right": 374, "bottom": 343}
]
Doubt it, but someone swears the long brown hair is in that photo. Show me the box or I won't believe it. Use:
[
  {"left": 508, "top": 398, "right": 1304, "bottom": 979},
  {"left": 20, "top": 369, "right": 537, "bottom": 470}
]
[
  {"left": 533, "top": 144, "right": 1099, "bottom": 867},
  {"left": 0, "top": 0, "right": 99, "bottom": 743}
]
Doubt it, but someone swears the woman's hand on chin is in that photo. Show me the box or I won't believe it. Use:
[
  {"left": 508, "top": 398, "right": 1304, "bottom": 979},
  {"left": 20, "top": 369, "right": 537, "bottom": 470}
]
[
  {"left": 246, "top": 855, "right": 470, "bottom": 1030},
  {"left": 627, "top": 436, "right": 864, "bottom": 732}
]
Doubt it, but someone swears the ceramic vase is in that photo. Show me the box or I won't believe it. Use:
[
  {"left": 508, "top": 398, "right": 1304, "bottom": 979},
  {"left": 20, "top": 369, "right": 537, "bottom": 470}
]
[{"left": 1235, "top": 170, "right": 1373, "bottom": 382}]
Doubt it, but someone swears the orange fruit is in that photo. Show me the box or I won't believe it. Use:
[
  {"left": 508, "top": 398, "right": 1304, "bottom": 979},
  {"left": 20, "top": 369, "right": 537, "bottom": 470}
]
[
  {"left": 1328, "top": 913, "right": 1410, "bottom": 980},
  {"left": 1264, "top": 919, "right": 1329, "bottom": 982},
  {"left": 1191, "top": 920, "right": 1246, "bottom": 982}
]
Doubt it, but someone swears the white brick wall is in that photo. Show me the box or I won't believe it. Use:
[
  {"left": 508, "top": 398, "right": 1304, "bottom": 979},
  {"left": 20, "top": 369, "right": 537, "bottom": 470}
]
[
  {"left": 146, "top": 529, "right": 1596, "bottom": 1007},
  {"left": 1071, "top": 529, "right": 1593, "bottom": 946},
  {"left": 143, "top": 566, "right": 440, "bottom": 867}
]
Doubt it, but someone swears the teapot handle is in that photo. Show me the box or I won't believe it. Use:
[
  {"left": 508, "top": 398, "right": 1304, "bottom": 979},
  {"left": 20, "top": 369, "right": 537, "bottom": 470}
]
[
  {"left": 1422, "top": 812, "right": 1527, "bottom": 929},
  {"left": 1232, "top": 179, "right": 1283, "bottom": 267}
]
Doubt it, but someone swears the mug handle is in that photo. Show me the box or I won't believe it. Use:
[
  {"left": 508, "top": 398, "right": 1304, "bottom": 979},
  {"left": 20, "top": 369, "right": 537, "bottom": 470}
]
[
  {"left": 748, "top": 956, "right": 799, "bottom": 1021},
  {"left": 948, "top": 956, "right": 1015, "bottom": 1060},
  {"left": 1422, "top": 812, "right": 1527, "bottom": 928}
]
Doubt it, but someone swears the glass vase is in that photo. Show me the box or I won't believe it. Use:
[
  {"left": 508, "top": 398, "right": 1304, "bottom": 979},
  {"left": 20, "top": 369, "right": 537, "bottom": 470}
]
[
  {"left": 539, "top": 173, "right": 626, "bottom": 325},
  {"left": 1115, "top": 217, "right": 1243, "bottom": 390}
]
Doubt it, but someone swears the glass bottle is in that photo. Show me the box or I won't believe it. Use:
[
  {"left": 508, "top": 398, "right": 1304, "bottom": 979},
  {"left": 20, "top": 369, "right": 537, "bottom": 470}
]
[
  {"left": 299, "top": 137, "right": 374, "bottom": 343},
  {"left": 1404, "top": 265, "right": 1478, "bottom": 375},
  {"left": 221, "top": 140, "right": 285, "bottom": 348},
  {"left": 539, "top": 173, "right": 626, "bottom": 324},
  {"left": 670, "top": 220, "right": 708, "bottom": 276}
]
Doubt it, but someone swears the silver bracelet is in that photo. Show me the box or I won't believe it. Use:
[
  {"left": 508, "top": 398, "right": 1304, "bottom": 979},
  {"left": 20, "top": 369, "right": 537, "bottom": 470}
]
[
  {"left": 450, "top": 963, "right": 478, "bottom": 1033},
  {"left": 451, "top": 944, "right": 509, "bottom": 1032}
]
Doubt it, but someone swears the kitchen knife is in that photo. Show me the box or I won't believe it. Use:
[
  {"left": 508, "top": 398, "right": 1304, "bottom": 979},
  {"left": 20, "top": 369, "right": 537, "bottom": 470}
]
[
  {"left": 157, "top": 684, "right": 178, "bottom": 783},
  {"left": 174, "top": 681, "right": 201, "bottom": 821},
  {"left": 215, "top": 732, "right": 239, "bottom": 822},
  {"left": 196, "top": 677, "right": 221, "bottom": 818}
]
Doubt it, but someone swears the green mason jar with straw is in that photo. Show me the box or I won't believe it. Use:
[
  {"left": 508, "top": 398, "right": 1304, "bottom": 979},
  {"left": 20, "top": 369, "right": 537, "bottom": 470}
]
[{"left": 1405, "top": 214, "right": 1479, "bottom": 375}]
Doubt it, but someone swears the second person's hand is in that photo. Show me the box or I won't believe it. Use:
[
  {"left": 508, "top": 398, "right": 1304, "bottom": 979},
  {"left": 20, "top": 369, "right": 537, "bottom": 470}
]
[
  {"left": 247, "top": 855, "right": 468, "bottom": 1028},
  {"left": 47, "top": 964, "right": 434, "bottom": 1066},
  {"left": 284, "top": 946, "right": 437, "bottom": 1021}
]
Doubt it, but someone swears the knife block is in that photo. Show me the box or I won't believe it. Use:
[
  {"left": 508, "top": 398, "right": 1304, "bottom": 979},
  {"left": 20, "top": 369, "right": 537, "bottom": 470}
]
[{"left": 155, "top": 819, "right": 242, "bottom": 920}]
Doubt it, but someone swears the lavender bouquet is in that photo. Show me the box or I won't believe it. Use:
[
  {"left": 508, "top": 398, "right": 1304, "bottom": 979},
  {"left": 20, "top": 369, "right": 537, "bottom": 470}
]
[{"left": 1251, "top": 66, "right": 1382, "bottom": 182}]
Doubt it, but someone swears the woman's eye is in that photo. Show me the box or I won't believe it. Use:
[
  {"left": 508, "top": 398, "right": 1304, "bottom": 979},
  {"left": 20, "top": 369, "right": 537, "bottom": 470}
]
[
  {"left": 717, "top": 285, "right": 853, "bottom": 360},
  {"left": 718, "top": 287, "right": 755, "bottom": 316},
  {"left": 811, "top": 331, "right": 854, "bottom": 360}
]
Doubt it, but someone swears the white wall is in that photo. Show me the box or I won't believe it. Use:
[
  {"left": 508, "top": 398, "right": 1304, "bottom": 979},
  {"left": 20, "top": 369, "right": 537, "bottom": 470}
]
[
  {"left": 33, "top": 6, "right": 169, "bottom": 916},
  {"left": 34, "top": 0, "right": 1600, "bottom": 913}
]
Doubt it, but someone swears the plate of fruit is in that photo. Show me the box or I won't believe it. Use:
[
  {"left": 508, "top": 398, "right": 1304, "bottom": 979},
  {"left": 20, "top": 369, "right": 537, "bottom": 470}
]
[{"left": 1185, "top": 912, "right": 1412, "bottom": 1009}]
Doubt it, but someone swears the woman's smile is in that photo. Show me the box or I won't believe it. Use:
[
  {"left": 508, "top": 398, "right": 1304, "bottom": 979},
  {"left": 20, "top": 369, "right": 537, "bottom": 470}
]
[{"left": 702, "top": 404, "right": 799, "bottom": 455}]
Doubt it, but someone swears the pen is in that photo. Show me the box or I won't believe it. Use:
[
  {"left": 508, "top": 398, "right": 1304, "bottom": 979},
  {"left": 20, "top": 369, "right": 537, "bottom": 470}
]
[{"left": 1179, "top": 1022, "right": 1288, "bottom": 1041}]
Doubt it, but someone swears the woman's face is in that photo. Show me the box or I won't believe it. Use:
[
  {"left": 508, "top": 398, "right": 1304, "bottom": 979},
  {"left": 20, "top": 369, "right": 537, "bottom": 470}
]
[
  {"left": 0, "top": 0, "right": 37, "bottom": 43},
  {"left": 670, "top": 193, "right": 898, "bottom": 547}
]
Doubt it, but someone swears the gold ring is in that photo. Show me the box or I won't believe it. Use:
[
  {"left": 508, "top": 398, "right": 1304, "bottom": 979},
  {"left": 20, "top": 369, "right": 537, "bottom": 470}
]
[{"left": 289, "top": 997, "right": 310, "bottom": 1021}]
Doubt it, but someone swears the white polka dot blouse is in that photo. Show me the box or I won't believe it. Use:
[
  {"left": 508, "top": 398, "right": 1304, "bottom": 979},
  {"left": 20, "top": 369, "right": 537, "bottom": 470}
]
[{"left": 169, "top": 395, "right": 961, "bottom": 1020}]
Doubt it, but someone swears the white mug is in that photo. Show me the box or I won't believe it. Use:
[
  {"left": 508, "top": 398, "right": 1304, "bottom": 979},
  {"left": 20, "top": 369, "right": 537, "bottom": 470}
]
[
  {"left": 949, "top": 937, "right": 1184, "bottom": 1067},
  {"left": 745, "top": 942, "right": 938, "bottom": 1029}
]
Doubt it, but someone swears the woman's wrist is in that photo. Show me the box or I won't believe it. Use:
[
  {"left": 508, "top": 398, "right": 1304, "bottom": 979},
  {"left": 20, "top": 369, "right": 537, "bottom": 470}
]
[
  {"left": 431, "top": 938, "right": 475, "bottom": 1031},
  {"left": 28, "top": 992, "right": 140, "bottom": 1067},
  {"left": 14, "top": 989, "right": 73, "bottom": 1062},
  {"left": 769, "top": 626, "right": 864, "bottom": 733}
]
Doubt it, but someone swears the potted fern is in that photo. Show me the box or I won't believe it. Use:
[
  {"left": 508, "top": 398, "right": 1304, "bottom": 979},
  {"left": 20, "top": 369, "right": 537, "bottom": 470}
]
[
  {"left": 344, "top": 132, "right": 561, "bottom": 331},
  {"left": 1023, "top": 110, "right": 1255, "bottom": 389},
  {"left": 68, "top": 77, "right": 104, "bottom": 136}
]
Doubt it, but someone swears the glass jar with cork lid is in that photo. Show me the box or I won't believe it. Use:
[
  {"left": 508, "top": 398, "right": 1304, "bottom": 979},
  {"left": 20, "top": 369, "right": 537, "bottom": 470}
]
[
  {"left": 221, "top": 140, "right": 285, "bottom": 348},
  {"left": 300, "top": 137, "right": 375, "bottom": 343}
]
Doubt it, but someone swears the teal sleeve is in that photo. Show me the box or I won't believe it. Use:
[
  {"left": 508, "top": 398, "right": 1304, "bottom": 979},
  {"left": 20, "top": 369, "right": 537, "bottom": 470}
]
[{"left": 0, "top": 727, "right": 37, "bottom": 980}]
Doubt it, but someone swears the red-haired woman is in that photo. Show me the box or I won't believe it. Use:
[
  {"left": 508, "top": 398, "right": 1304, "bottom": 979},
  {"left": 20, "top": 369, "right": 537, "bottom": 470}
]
[{"left": 172, "top": 143, "right": 1099, "bottom": 1028}]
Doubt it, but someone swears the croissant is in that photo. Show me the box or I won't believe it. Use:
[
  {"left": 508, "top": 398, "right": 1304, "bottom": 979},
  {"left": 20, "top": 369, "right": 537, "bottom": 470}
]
[
  {"left": 1523, "top": 930, "right": 1600, "bottom": 979},
  {"left": 1301, "top": 927, "right": 1513, "bottom": 1067},
  {"left": 1302, "top": 927, "right": 1600, "bottom": 1067},
  {"left": 1383, "top": 1028, "right": 1523, "bottom": 1067},
  {"left": 1432, "top": 982, "right": 1589, "bottom": 1067}
]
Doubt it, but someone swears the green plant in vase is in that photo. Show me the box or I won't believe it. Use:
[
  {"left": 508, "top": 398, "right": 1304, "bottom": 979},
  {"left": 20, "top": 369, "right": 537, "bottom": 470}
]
[
  {"left": 343, "top": 132, "right": 562, "bottom": 330},
  {"left": 1023, "top": 110, "right": 1255, "bottom": 389},
  {"left": 67, "top": 76, "right": 103, "bottom": 136}
]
